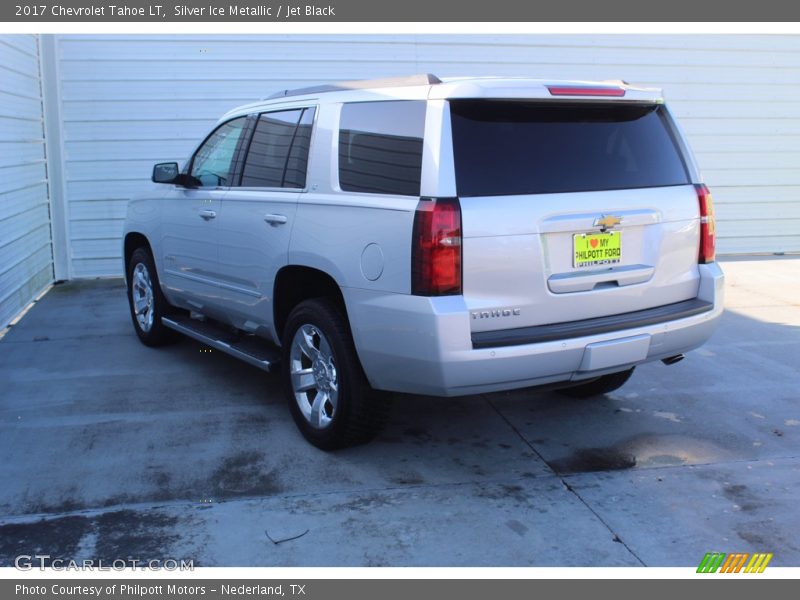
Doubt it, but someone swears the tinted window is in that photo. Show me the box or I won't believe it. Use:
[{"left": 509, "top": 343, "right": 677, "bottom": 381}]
[
  {"left": 338, "top": 101, "right": 425, "bottom": 196},
  {"left": 450, "top": 101, "right": 690, "bottom": 197},
  {"left": 241, "top": 108, "right": 315, "bottom": 188},
  {"left": 190, "top": 117, "right": 246, "bottom": 187},
  {"left": 283, "top": 108, "right": 315, "bottom": 189}
]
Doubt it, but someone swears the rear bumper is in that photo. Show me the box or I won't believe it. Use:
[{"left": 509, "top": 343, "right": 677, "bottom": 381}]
[
  {"left": 345, "top": 262, "right": 724, "bottom": 397},
  {"left": 471, "top": 297, "right": 713, "bottom": 348}
]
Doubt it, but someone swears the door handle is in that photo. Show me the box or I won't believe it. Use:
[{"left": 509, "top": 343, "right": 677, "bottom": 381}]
[
  {"left": 199, "top": 209, "right": 216, "bottom": 220},
  {"left": 264, "top": 213, "right": 288, "bottom": 226}
]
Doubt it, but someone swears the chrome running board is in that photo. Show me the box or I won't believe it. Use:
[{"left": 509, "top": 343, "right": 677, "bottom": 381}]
[{"left": 162, "top": 315, "right": 279, "bottom": 372}]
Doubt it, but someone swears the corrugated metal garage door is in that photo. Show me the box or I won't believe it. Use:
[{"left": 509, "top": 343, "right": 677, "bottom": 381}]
[
  {"left": 0, "top": 35, "right": 52, "bottom": 329},
  {"left": 51, "top": 34, "right": 800, "bottom": 276}
]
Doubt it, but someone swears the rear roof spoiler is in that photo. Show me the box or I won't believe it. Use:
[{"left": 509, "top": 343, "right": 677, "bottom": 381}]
[{"left": 430, "top": 79, "right": 662, "bottom": 103}]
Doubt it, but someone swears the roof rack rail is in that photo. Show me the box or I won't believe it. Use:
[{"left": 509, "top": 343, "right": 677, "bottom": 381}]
[{"left": 266, "top": 74, "right": 442, "bottom": 100}]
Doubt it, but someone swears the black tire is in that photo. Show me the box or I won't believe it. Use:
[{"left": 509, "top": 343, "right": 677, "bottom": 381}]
[
  {"left": 557, "top": 368, "right": 635, "bottom": 398},
  {"left": 281, "top": 298, "right": 391, "bottom": 450},
  {"left": 126, "top": 246, "right": 177, "bottom": 347}
]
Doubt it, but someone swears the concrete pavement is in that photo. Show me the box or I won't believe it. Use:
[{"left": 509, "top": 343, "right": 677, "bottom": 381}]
[{"left": 0, "top": 257, "right": 798, "bottom": 566}]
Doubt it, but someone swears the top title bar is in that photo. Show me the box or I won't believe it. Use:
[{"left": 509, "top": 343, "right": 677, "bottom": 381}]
[{"left": 3, "top": 0, "right": 800, "bottom": 22}]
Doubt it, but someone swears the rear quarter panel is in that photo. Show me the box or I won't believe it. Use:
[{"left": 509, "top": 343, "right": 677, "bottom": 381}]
[{"left": 287, "top": 101, "right": 418, "bottom": 293}]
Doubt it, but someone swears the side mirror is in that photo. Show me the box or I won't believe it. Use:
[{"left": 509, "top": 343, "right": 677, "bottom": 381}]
[
  {"left": 152, "top": 162, "right": 201, "bottom": 187},
  {"left": 152, "top": 162, "right": 179, "bottom": 184}
]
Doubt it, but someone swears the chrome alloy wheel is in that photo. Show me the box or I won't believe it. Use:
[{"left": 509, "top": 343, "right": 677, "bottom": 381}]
[
  {"left": 289, "top": 324, "right": 338, "bottom": 429},
  {"left": 131, "top": 262, "right": 155, "bottom": 333}
]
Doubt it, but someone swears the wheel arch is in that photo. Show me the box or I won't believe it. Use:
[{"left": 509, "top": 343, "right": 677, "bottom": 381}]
[
  {"left": 273, "top": 265, "right": 348, "bottom": 342},
  {"left": 123, "top": 232, "right": 153, "bottom": 283}
]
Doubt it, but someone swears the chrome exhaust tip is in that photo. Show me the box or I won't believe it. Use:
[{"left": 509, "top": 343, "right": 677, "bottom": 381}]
[{"left": 661, "top": 354, "right": 685, "bottom": 366}]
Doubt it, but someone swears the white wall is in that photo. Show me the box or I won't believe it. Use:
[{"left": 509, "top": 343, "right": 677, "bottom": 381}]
[
  {"left": 0, "top": 35, "right": 52, "bottom": 328},
  {"left": 44, "top": 34, "right": 800, "bottom": 277}
]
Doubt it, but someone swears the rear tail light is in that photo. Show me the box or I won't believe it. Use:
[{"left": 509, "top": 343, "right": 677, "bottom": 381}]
[
  {"left": 696, "top": 183, "right": 716, "bottom": 263},
  {"left": 412, "top": 197, "right": 462, "bottom": 295},
  {"left": 547, "top": 85, "right": 626, "bottom": 97}
]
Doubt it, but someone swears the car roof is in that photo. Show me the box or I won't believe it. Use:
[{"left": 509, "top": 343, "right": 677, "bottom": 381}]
[{"left": 220, "top": 74, "right": 664, "bottom": 121}]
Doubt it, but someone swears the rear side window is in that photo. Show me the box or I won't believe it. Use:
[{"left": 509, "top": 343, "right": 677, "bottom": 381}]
[
  {"left": 338, "top": 101, "right": 426, "bottom": 196},
  {"left": 450, "top": 100, "right": 690, "bottom": 197},
  {"left": 241, "top": 107, "right": 315, "bottom": 188},
  {"left": 283, "top": 108, "right": 315, "bottom": 188}
]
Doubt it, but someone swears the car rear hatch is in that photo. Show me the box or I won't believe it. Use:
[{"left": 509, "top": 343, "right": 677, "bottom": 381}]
[{"left": 448, "top": 95, "right": 703, "bottom": 337}]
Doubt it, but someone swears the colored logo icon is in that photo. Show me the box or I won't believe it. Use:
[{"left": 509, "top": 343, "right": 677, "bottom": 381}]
[{"left": 697, "top": 552, "right": 773, "bottom": 573}]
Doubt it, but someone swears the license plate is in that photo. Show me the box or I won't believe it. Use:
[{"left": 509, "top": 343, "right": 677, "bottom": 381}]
[{"left": 573, "top": 231, "right": 622, "bottom": 268}]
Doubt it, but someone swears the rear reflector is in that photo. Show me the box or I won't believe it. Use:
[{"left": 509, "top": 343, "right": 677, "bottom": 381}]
[
  {"left": 696, "top": 184, "right": 716, "bottom": 263},
  {"left": 547, "top": 86, "right": 626, "bottom": 97},
  {"left": 412, "top": 198, "right": 462, "bottom": 296}
]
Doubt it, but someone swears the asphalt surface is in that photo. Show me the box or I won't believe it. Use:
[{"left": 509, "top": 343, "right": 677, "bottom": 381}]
[{"left": 0, "top": 257, "right": 798, "bottom": 567}]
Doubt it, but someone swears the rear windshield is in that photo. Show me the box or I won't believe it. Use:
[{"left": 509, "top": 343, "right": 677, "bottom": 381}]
[{"left": 450, "top": 100, "right": 690, "bottom": 197}]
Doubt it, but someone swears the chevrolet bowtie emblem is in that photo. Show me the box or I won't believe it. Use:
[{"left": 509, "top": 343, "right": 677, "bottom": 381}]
[{"left": 594, "top": 214, "right": 622, "bottom": 230}]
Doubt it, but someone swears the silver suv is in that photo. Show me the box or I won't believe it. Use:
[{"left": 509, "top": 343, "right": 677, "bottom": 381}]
[{"left": 123, "top": 75, "right": 724, "bottom": 449}]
